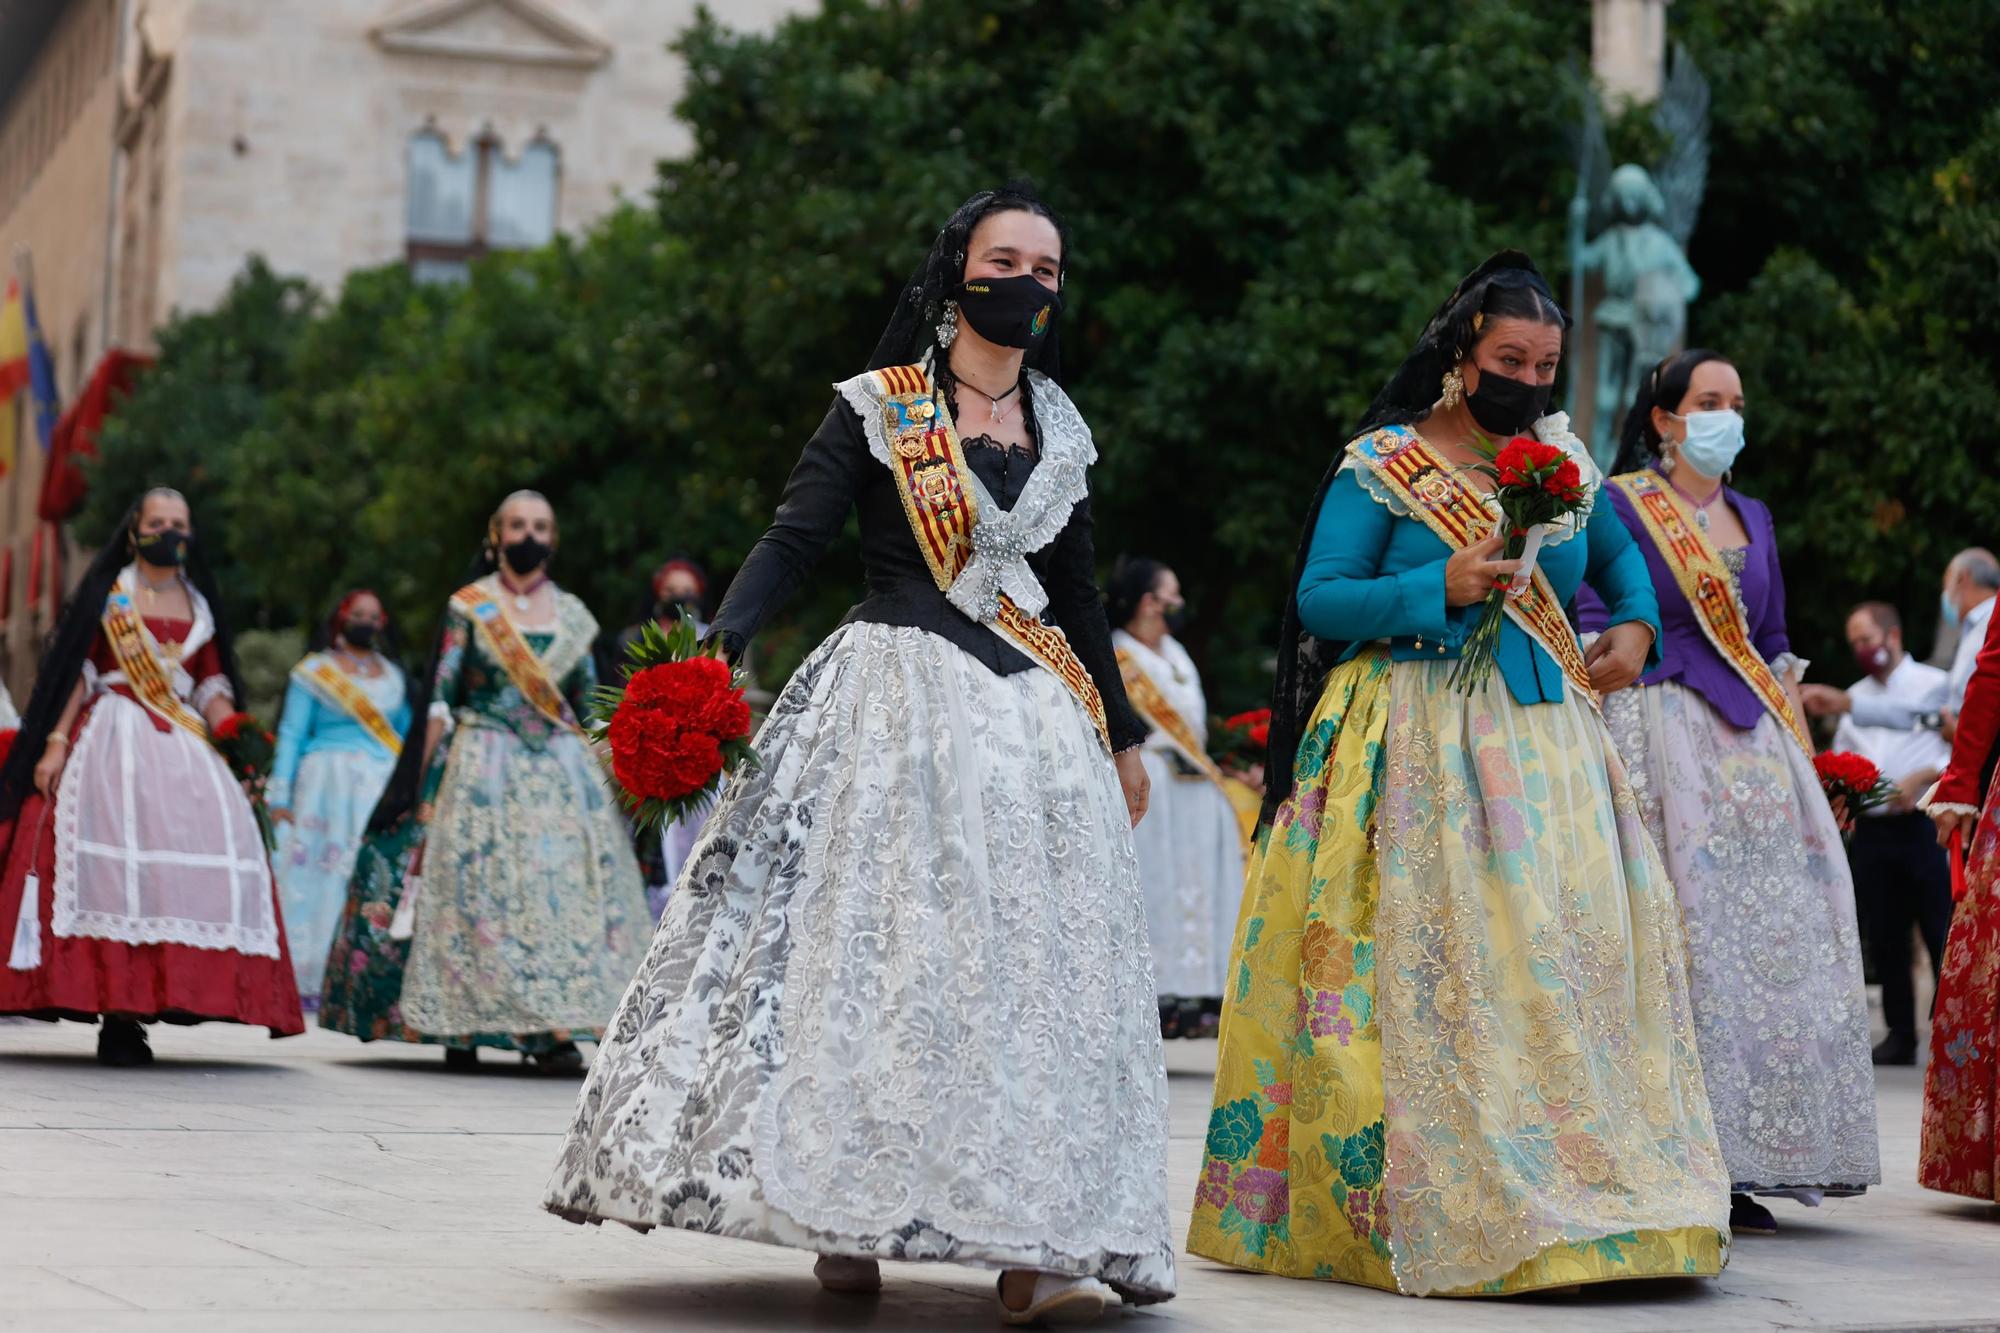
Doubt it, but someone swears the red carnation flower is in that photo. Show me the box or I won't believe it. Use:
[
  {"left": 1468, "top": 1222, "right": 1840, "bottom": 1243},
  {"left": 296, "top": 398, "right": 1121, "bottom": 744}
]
[
  {"left": 603, "top": 652, "right": 748, "bottom": 806},
  {"left": 1544, "top": 458, "right": 1581, "bottom": 497}
]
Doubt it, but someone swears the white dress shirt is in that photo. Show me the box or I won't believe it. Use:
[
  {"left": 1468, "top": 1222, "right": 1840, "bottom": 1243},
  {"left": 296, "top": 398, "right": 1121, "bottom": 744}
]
[
  {"left": 1945, "top": 594, "right": 1995, "bottom": 715},
  {"left": 1832, "top": 654, "right": 1952, "bottom": 814}
]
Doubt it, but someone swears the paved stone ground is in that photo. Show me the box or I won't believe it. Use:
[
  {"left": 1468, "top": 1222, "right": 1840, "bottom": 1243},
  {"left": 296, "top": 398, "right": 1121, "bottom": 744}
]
[{"left": 2, "top": 1020, "right": 1997, "bottom": 1333}]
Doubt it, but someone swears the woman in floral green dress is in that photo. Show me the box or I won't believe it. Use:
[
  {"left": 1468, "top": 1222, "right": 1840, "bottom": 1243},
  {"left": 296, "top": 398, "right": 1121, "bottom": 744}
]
[{"left": 319, "top": 491, "right": 648, "bottom": 1070}]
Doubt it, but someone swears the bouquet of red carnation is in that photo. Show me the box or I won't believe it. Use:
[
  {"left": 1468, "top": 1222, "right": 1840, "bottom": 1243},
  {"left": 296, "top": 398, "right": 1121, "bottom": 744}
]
[
  {"left": 590, "top": 618, "right": 759, "bottom": 833},
  {"left": 1449, "top": 434, "right": 1592, "bottom": 696},
  {"left": 1813, "top": 750, "right": 1897, "bottom": 834},
  {"left": 212, "top": 711, "right": 278, "bottom": 849},
  {"left": 1210, "top": 708, "right": 1272, "bottom": 765}
]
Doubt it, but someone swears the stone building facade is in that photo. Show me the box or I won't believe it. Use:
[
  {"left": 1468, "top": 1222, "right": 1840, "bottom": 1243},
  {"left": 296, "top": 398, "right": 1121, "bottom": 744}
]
[{"left": 0, "top": 0, "right": 796, "bottom": 686}]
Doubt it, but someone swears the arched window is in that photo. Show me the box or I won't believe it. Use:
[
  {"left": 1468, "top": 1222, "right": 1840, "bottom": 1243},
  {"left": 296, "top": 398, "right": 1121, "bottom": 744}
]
[
  {"left": 486, "top": 139, "right": 560, "bottom": 249},
  {"left": 404, "top": 126, "right": 561, "bottom": 281}
]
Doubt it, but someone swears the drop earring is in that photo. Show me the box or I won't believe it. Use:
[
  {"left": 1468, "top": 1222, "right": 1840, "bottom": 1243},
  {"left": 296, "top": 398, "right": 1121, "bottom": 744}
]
[
  {"left": 1440, "top": 366, "right": 1465, "bottom": 411},
  {"left": 936, "top": 300, "right": 959, "bottom": 350},
  {"left": 1658, "top": 442, "right": 1678, "bottom": 475}
]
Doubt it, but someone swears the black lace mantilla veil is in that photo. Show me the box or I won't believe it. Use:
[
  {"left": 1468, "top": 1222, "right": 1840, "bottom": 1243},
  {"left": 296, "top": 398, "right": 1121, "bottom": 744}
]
[
  {"left": 0, "top": 494, "right": 249, "bottom": 823},
  {"left": 1259, "top": 249, "right": 1567, "bottom": 825}
]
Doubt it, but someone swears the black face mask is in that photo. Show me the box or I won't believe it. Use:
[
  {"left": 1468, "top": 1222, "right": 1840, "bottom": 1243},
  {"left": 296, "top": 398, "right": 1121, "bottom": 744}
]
[
  {"left": 1164, "top": 606, "right": 1188, "bottom": 637},
  {"left": 1464, "top": 369, "right": 1553, "bottom": 437},
  {"left": 956, "top": 274, "right": 1062, "bottom": 350},
  {"left": 135, "top": 530, "right": 190, "bottom": 567},
  {"left": 502, "top": 537, "right": 551, "bottom": 575},
  {"left": 343, "top": 622, "right": 381, "bottom": 650}
]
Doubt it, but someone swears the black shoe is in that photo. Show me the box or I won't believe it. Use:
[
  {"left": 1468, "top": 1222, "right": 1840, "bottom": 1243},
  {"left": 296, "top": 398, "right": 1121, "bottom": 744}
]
[
  {"left": 443, "top": 1046, "right": 480, "bottom": 1071},
  {"left": 96, "top": 1018, "right": 154, "bottom": 1068},
  {"left": 1872, "top": 1034, "right": 1918, "bottom": 1066},
  {"left": 1730, "top": 1193, "right": 1778, "bottom": 1235},
  {"left": 530, "top": 1042, "right": 584, "bottom": 1074}
]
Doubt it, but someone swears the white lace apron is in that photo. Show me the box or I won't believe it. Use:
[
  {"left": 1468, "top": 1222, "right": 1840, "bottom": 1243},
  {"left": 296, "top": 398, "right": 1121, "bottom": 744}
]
[{"left": 49, "top": 572, "right": 278, "bottom": 957}]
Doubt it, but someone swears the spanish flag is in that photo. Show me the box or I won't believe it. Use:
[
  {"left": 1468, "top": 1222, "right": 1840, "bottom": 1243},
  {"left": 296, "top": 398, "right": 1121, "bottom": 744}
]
[{"left": 0, "top": 270, "right": 59, "bottom": 481}]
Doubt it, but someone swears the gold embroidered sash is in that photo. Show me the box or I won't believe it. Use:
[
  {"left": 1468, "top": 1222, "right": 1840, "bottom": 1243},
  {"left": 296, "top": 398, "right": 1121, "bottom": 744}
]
[
  {"left": 101, "top": 589, "right": 209, "bottom": 738},
  {"left": 294, "top": 656, "right": 403, "bottom": 757},
  {"left": 1611, "top": 470, "right": 1812, "bottom": 755},
  {"left": 870, "top": 362, "right": 1111, "bottom": 750},
  {"left": 1116, "top": 647, "right": 1226, "bottom": 785},
  {"left": 1350, "top": 428, "right": 1599, "bottom": 708},
  {"left": 449, "top": 583, "right": 578, "bottom": 732}
]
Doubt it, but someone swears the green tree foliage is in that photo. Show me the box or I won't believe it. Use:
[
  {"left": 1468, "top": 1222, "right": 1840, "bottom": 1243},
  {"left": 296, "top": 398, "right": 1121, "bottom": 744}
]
[
  {"left": 1680, "top": 1, "right": 2000, "bottom": 667},
  {"left": 81, "top": 258, "right": 315, "bottom": 592},
  {"left": 80, "top": 0, "right": 2000, "bottom": 701}
]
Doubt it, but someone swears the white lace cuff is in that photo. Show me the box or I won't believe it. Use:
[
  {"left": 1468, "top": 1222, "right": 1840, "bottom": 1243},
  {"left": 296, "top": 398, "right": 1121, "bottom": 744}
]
[
  {"left": 1917, "top": 780, "right": 1979, "bottom": 818},
  {"left": 191, "top": 674, "right": 234, "bottom": 715},
  {"left": 428, "top": 699, "right": 454, "bottom": 724},
  {"left": 1768, "top": 652, "right": 1808, "bottom": 682}
]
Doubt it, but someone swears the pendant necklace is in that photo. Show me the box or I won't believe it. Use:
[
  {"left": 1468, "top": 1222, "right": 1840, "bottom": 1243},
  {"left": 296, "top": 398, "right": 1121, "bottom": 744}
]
[
  {"left": 501, "top": 572, "right": 549, "bottom": 612},
  {"left": 955, "top": 372, "right": 1022, "bottom": 423},
  {"left": 1665, "top": 474, "right": 1725, "bottom": 532}
]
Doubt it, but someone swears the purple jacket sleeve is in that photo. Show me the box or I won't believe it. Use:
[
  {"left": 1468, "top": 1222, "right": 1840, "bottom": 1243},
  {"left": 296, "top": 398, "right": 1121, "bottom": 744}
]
[{"left": 1745, "top": 496, "right": 1793, "bottom": 662}]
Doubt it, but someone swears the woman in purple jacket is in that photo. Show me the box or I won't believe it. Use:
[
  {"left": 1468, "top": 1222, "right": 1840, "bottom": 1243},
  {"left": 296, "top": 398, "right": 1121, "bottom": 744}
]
[{"left": 1586, "top": 350, "right": 1880, "bottom": 1234}]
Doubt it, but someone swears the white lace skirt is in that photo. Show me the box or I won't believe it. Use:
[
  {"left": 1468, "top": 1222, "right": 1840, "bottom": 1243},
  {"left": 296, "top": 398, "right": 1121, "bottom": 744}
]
[
  {"left": 1132, "top": 751, "right": 1244, "bottom": 998},
  {"left": 1603, "top": 679, "right": 1880, "bottom": 1195},
  {"left": 544, "top": 622, "right": 1177, "bottom": 1301}
]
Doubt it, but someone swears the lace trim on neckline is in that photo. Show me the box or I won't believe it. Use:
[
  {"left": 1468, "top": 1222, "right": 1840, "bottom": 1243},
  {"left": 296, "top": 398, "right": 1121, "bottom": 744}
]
[
  {"left": 1338, "top": 414, "right": 1598, "bottom": 548},
  {"left": 469, "top": 575, "right": 597, "bottom": 686},
  {"left": 836, "top": 360, "right": 1094, "bottom": 622}
]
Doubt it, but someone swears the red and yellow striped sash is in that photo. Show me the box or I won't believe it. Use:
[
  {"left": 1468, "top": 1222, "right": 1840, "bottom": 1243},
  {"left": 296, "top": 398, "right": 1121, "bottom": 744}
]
[
  {"left": 1611, "top": 470, "right": 1810, "bottom": 755},
  {"left": 295, "top": 657, "right": 404, "bottom": 757},
  {"left": 1351, "top": 428, "right": 1599, "bottom": 707},
  {"left": 101, "top": 589, "right": 209, "bottom": 738},
  {"left": 450, "top": 584, "right": 578, "bottom": 733},
  {"left": 871, "top": 362, "right": 1110, "bottom": 750},
  {"left": 1116, "top": 648, "right": 1225, "bottom": 786}
]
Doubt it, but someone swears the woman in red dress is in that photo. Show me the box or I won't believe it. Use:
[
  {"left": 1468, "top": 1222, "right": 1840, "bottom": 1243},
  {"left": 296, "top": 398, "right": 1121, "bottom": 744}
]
[
  {"left": 1921, "top": 613, "right": 2000, "bottom": 1201},
  {"left": 0, "top": 488, "right": 303, "bottom": 1065}
]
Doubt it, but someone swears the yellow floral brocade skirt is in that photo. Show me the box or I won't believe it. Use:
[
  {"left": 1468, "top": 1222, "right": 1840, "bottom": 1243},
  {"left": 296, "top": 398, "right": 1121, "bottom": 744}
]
[{"left": 1187, "top": 651, "right": 1729, "bottom": 1295}]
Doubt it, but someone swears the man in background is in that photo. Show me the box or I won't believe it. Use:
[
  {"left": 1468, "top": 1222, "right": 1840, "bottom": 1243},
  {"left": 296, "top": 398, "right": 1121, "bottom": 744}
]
[
  {"left": 1827, "top": 602, "right": 1954, "bottom": 1066},
  {"left": 1938, "top": 547, "right": 2000, "bottom": 741}
]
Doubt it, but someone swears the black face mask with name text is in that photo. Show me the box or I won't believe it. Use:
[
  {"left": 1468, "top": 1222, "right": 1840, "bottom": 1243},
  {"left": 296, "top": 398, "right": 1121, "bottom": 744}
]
[
  {"left": 135, "top": 530, "right": 190, "bottom": 568},
  {"left": 1464, "top": 369, "right": 1553, "bottom": 437},
  {"left": 957, "top": 274, "right": 1062, "bottom": 351}
]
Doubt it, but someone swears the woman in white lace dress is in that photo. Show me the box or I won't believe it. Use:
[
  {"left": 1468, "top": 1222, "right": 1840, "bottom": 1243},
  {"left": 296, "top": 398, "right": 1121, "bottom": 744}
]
[
  {"left": 544, "top": 187, "right": 1176, "bottom": 1325},
  {"left": 1107, "top": 557, "right": 1247, "bottom": 1039}
]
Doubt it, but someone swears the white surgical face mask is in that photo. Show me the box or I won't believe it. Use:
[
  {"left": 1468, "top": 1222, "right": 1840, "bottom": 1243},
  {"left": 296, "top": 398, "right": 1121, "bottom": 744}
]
[{"left": 1668, "top": 408, "right": 1746, "bottom": 478}]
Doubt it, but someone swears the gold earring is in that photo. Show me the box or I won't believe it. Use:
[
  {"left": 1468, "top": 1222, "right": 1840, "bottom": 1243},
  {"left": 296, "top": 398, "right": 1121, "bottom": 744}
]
[{"left": 1440, "top": 366, "right": 1465, "bottom": 410}]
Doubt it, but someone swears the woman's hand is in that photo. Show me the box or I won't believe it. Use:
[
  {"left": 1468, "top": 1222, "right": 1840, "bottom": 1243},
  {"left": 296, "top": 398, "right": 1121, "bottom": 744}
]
[
  {"left": 1115, "top": 748, "right": 1151, "bottom": 828},
  {"left": 1586, "top": 621, "right": 1653, "bottom": 694},
  {"left": 32, "top": 737, "right": 68, "bottom": 798},
  {"left": 269, "top": 807, "right": 294, "bottom": 826},
  {"left": 1445, "top": 533, "right": 1520, "bottom": 608},
  {"left": 1933, "top": 806, "right": 1972, "bottom": 849}
]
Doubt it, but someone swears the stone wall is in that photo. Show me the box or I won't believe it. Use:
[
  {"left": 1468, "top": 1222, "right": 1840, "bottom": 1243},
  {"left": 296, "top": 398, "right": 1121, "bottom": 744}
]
[{"left": 163, "top": 0, "right": 800, "bottom": 316}]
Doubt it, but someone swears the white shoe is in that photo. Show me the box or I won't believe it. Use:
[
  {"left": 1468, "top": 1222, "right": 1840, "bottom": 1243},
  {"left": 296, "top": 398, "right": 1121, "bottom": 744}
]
[
  {"left": 813, "top": 1253, "right": 881, "bottom": 1294},
  {"left": 997, "top": 1273, "right": 1111, "bottom": 1325}
]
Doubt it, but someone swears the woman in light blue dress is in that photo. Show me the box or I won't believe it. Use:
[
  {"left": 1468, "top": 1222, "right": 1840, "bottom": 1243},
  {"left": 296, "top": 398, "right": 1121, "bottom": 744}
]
[{"left": 269, "top": 591, "right": 410, "bottom": 1002}]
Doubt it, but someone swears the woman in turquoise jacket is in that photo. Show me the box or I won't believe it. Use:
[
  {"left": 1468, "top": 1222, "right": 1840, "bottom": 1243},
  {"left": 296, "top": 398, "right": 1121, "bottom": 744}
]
[
  {"left": 1188, "top": 253, "right": 1730, "bottom": 1297},
  {"left": 269, "top": 591, "right": 410, "bottom": 1001}
]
